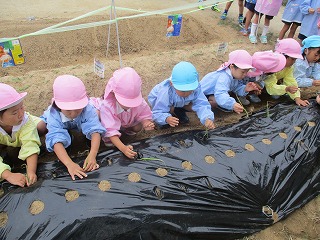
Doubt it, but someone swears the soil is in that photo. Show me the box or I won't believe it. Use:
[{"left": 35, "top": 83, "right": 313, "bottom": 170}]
[{"left": 0, "top": 0, "right": 319, "bottom": 239}]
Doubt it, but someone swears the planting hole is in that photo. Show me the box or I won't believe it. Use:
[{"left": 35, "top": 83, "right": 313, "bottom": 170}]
[
  {"left": 98, "top": 180, "right": 111, "bottom": 192},
  {"left": 128, "top": 172, "right": 141, "bottom": 182},
  {"left": 294, "top": 126, "right": 301, "bottom": 132},
  {"left": 279, "top": 132, "right": 287, "bottom": 139},
  {"left": 182, "top": 161, "right": 192, "bottom": 170},
  {"left": 156, "top": 168, "right": 168, "bottom": 177},
  {"left": 0, "top": 212, "right": 8, "bottom": 228},
  {"left": 262, "top": 138, "right": 272, "bottom": 145},
  {"left": 204, "top": 155, "right": 215, "bottom": 164},
  {"left": 225, "top": 150, "right": 235, "bottom": 158},
  {"left": 307, "top": 121, "right": 315, "bottom": 127},
  {"left": 29, "top": 200, "right": 45, "bottom": 215},
  {"left": 65, "top": 190, "right": 79, "bottom": 202}
]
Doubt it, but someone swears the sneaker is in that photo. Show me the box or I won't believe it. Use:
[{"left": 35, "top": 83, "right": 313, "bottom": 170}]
[
  {"left": 260, "top": 35, "right": 268, "bottom": 44},
  {"left": 198, "top": 5, "right": 205, "bottom": 10},
  {"left": 248, "top": 94, "right": 261, "bottom": 103},
  {"left": 220, "top": 12, "right": 227, "bottom": 20},
  {"left": 240, "top": 28, "right": 249, "bottom": 36},
  {"left": 173, "top": 107, "right": 189, "bottom": 124},
  {"left": 237, "top": 96, "right": 250, "bottom": 106},
  {"left": 238, "top": 15, "right": 244, "bottom": 27},
  {"left": 211, "top": 4, "right": 221, "bottom": 12},
  {"left": 249, "top": 35, "right": 257, "bottom": 44}
]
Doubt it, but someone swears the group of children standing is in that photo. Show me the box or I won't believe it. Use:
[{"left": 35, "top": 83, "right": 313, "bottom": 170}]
[{"left": 0, "top": 31, "right": 320, "bottom": 186}]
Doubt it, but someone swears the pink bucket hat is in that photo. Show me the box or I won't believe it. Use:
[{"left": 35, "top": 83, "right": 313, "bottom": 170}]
[
  {"left": 109, "top": 67, "right": 143, "bottom": 108},
  {"left": 53, "top": 75, "right": 88, "bottom": 110},
  {"left": 227, "top": 50, "right": 254, "bottom": 69},
  {"left": 275, "top": 38, "right": 303, "bottom": 59},
  {"left": 249, "top": 51, "right": 287, "bottom": 77},
  {"left": 0, "top": 83, "right": 27, "bottom": 111}
]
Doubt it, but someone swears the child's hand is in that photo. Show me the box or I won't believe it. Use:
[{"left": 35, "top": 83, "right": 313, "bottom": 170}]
[
  {"left": 205, "top": 119, "right": 215, "bottom": 129},
  {"left": 295, "top": 98, "right": 309, "bottom": 106},
  {"left": 309, "top": 8, "right": 315, "bottom": 14},
  {"left": 166, "top": 116, "right": 179, "bottom": 127},
  {"left": 245, "top": 82, "right": 260, "bottom": 92},
  {"left": 122, "top": 145, "right": 137, "bottom": 159},
  {"left": 312, "top": 80, "right": 320, "bottom": 86},
  {"left": 316, "top": 95, "right": 320, "bottom": 104},
  {"left": 143, "top": 120, "right": 155, "bottom": 130},
  {"left": 3, "top": 171, "right": 26, "bottom": 187},
  {"left": 66, "top": 162, "right": 88, "bottom": 180},
  {"left": 26, "top": 171, "right": 37, "bottom": 186},
  {"left": 233, "top": 103, "right": 244, "bottom": 114},
  {"left": 285, "top": 86, "right": 299, "bottom": 94},
  {"left": 83, "top": 152, "right": 99, "bottom": 172}
]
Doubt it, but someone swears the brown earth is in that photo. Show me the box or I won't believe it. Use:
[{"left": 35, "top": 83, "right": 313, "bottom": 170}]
[{"left": 0, "top": 0, "right": 319, "bottom": 239}]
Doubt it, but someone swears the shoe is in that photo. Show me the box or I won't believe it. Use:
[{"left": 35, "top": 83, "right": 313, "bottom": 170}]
[
  {"left": 238, "top": 15, "right": 244, "bottom": 27},
  {"left": 240, "top": 28, "right": 249, "bottom": 36},
  {"left": 173, "top": 107, "right": 189, "bottom": 124},
  {"left": 237, "top": 96, "right": 250, "bottom": 106},
  {"left": 198, "top": 5, "right": 205, "bottom": 10},
  {"left": 260, "top": 35, "right": 268, "bottom": 44},
  {"left": 211, "top": 4, "right": 221, "bottom": 12},
  {"left": 249, "top": 35, "right": 257, "bottom": 44},
  {"left": 220, "top": 12, "right": 227, "bottom": 20},
  {"left": 271, "top": 95, "right": 280, "bottom": 100},
  {"left": 248, "top": 94, "right": 261, "bottom": 103}
]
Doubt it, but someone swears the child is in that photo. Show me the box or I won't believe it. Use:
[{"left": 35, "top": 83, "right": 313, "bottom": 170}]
[
  {"left": 200, "top": 50, "right": 259, "bottom": 113},
  {"left": 148, "top": 61, "right": 215, "bottom": 130},
  {"left": 220, "top": 0, "right": 245, "bottom": 26},
  {"left": 240, "top": 0, "right": 257, "bottom": 36},
  {"left": 90, "top": 67, "right": 155, "bottom": 160},
  {"left": 242, "top": 51, "right": 287, "bottom": 103},
  {"left": 293, "top": 35, "right": 320, "bottom": 87},
  {"left": 278, "top": 0, "right": 304, "bottom": 40},
  {"left": 42, "top": 75, "right": 106, "bottom": 180},
  {"left": 298, "top": 0, "right": 320, "bottom": 43},
  {"left": 264, "top": 38, "right": 310, "bottom": 106},
  {"left": 0, "top": 83, "right": 43, "bottom": 187},
  {"left": 198, "top": 0, "right": 221, "bottom": 11},
  {"left": 248, "top": 0, "right": 283, "bottom": 44}
]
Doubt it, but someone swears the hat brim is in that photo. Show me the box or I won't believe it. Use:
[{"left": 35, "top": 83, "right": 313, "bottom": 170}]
[
  {"left": 55, "top": 97, "right": 88, "bottom": 110},
  {"left": 0, "top": 92, "right": 27, "bottom": 111},
  {"left": 247, "top": 70, "right": 263, "bottom": 77},
  {"left": 288, "top": 53, "right": 303, "bottom": 59},
  {"left": 267, "top": 54, "right": 287, "bottom": 73},
  {"left": 172, "top": 80, "right": 199, "bottom": 91},
  {"left": 235, "top": 63, "right": 254, "bottom": 69},
  {"left": 115, "top": 92, "right": 143, "bottom": 108}
]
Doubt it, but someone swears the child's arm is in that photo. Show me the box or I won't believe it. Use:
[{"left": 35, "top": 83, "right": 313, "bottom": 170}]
[
  {"left": 142, "top": 119, "right": 155, "bottom": 130},
  {"left": 109, "top": 135, "right": 137, "bottom": 159},
  {"left": 25, "top": 153, "right": 38, "bottom": 186},
  {"left": 83, "top": 132, "right": 100, "bottom": 172},
  {"left": 1, "top": 170, "right": 26, "bottom": 187},
  {"left": 53, "top": 143, "right": 87, "bottom": 180}
]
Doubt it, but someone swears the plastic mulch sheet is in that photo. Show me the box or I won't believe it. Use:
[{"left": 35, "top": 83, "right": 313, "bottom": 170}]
[{"left": 0, "top": 101, "right": 319, "bottom": 240}]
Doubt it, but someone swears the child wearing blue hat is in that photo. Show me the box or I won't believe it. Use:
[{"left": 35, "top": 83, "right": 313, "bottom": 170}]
[
  {"left": 293, "top": 35, "right": 320, "bottom": 88},
  {"left": 148, "top": 61, "right": 215, "bottom": 129}
]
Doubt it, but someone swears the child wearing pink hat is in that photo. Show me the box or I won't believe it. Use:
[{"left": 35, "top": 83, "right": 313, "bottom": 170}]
[
  {"left": 264, "top": 38, "right": 310, "bottom": 106},
  {"left": 148, "top": 61, "right": 215, "bottom": 130},
  {"left": 90, "top": 67, "right": 155, "bottom": 159},
  {"left": 200, "top": 50, "right": 260, "bottom": 113},
  {"left": 0, "top": 83, "right": 44, "bottom": 187},
  {"left": 41, "top": 75, "right": 106, "bottom": 180},
  {"left": 241, "top": 51, "right": 287, "bottom": 103}
]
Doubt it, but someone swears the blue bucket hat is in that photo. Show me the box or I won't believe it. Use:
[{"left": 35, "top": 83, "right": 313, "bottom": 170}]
[
  {"left": 171, "top": 61, "right": 199, "bottom": 91},
  {"left": 301, "top": 35, "right": 320, "bottom": 53}
]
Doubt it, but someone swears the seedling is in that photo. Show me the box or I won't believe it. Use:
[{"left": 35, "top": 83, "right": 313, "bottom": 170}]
[
  {"left": 235, "top": 94, "right": 249, "bottom": 118},
  {"left": 266, "top": 101, "right": 270, "bottom": 118},
  {"left": 21, "top": 164, "right": 30, "bottom": 185}
]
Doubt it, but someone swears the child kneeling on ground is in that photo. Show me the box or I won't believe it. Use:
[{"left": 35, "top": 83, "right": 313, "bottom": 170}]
[
  {"left": 148, "top": 61, "right": 215, "bottom": 130},
  {"left": 90, "top": 67, "right": 155, "bottom": 159}
]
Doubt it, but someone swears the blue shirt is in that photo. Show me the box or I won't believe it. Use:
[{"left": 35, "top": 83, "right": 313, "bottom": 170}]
[
  {"left": 282, "top": 0, "right": 304, "bottom": 23},
  {"left": 43, "top": 104, "right": 106, "bottom": 152},
  {"left": 293, "top": 57, "right": 320, "bottom": 87},
  {"left": 200, "top": 68, "right": 247, "bottom": 110},
  {"left": 148, "top": 79, "right": 214, "bottom": 126},
  {"left": 300, "top": 0, "right": 320, "bottom": 37}
]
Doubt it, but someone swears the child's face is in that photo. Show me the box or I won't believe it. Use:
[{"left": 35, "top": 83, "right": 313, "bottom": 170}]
[
  {"left": 175, "top": 89, "right": 193, "bottom": 98},
  {"left": 61, "top": 108, "right": 83, "bottom": 119},
  {"left": 0, "top": 102, "right": 25, "bottom": 127},
  {"left": 230, "top": 65, "right": 250, "bottom": 79},
  {"left": 285, "top": 56, "right": 297, "bottom": 67},
  {"left": 305, "top": 48, "right": 320, "bottom": 63}
]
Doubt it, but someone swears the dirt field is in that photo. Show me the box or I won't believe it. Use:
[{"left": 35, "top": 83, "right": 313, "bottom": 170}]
[{"left": 0, "top": 0, "right": 319, "bottom": 239}]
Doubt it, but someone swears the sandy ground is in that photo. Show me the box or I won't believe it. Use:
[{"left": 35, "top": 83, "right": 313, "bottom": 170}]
[{"left": 0, "top": 0, "right": 319, "bottom": 239}]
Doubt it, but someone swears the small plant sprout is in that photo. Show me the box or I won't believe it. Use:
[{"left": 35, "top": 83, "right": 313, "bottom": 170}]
[
  {"left": 235, "top": 94, "right": 249, "bottom": 118},
  {"left": 21, "top": 164, "right": 30, "bottom": 185},
  {"left": 266, "top": 101, "right": 270, "bottom": 118}
]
